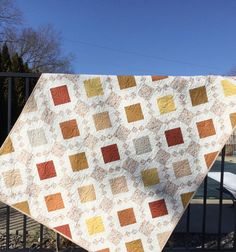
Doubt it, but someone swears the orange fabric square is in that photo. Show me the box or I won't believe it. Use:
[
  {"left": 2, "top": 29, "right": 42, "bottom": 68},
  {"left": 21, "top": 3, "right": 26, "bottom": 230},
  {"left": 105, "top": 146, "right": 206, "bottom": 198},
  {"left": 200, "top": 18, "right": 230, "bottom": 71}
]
[
  {"left": 36, "top": 160, "right": 57, "bottom": 180},
  {"left": 54, "top": 224, "right": 72, "bottom": 238},
  {"left": 45, "top": 193, "right": 65, "bottom": 212},
  {"left": 165, "top": 127, "right": 184, "bottom": 147},
  {"left": 117, "top": 76, "right": 136, "bottom": 89},
  {"left": 204, "top": 151, "right": 219, "bottom": 169},
  {"left": 152, "top": 76, "right": 168, "bottom": 81},
  {"left": 189, "top": 86, "right": 208, "bottom": 106},
  {"left": 125, "top": 103, "right": 144, "bottom": 123},
  {"left": 59, "top": 119, "right": 80, "bottom": 139},
  {"left": 149, "top": 199, "right": 168, "bottom": 218},
  {"left": 0, "top": 137, "right": 14, "bottom": 156},
  {"left": 117, "top": 208, "right": 136, "bottom": 227},
  {"left": 125, "top": 239, "right": 144, "bottom": 252},
  {"left": 96, "top": 249, "right": 110, "bottom": 252},
  {"left": 69, "top": 152, "right": 89, "bottom": 171},
  {"left": 196, "top": 119, "right": 216, "bottom": 138},
  {"left": 50, "top": 85, "right": 71, "bottom": 106}
]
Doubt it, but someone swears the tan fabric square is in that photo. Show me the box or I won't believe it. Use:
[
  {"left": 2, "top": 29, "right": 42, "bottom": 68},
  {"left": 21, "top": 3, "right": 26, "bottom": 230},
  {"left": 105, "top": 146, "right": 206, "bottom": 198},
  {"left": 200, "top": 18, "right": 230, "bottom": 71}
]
[
  {"left": 125, "top": 103, "right": 144, "bottom": 123},
  {"left": 93, "top": 112, "right": 112, "bottom": 131},
  {"left": 3, "top": 169, "right": 22, "bottom": 188},
  {"left": 189, "top": 86, "right": 208, "bottom": 106},
  {"left": 172, "top": 160, "right": 192, "bottom": 178},
  {"left": 45, "top": 193, "right": 65, "bottom": 212},
  {"left": 69, "top": 152, "right": 89, "bottom": 172},
  {"left": 230, "top": 112, "right": 236, "bottom": 128},
  {"left": 78, "top": 184, "right": 96, "bottom": 203},
  {"left": 13, "top": 201, "right": 31, "bottom": 215},
  {"left": 84, "top": 77, "right": 104, "bottom": 97},
  {"left": 141, "top": 168, "right": 160, "bottom": 186},
  {"left": 117, "top": 208, "right": 136, "bottom": 226},
  {"left": 181, "top": 192, "right": 194, "bottom": 208},
  {"left": 109, "top": 176, "right": 128, "bottom": 195},
  {"left": 117, "top": 76, "right": 136, "bottom": 89},
  {"left": 125, "top": 239, "right": 144, "bottom": 252},
  {"left": 0, "top": 137, "right": 14, "bottom": 156},
  {"left": 196, "top": 119, "right": 216, "bottom": 138}
]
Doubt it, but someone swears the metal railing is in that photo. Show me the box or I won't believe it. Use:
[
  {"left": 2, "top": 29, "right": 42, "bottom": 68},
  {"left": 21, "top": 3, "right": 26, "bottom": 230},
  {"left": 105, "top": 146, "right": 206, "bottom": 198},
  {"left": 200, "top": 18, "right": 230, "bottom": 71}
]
[{"left": 0, "top": 72, "right": 235, "bottom": 251}]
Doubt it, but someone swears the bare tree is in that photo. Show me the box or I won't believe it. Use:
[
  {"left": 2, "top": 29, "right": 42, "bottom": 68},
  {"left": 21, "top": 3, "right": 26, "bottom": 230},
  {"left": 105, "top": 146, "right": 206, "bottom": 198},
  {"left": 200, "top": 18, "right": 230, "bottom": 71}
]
[
  {"left": 4, "top": 25, "right": 74, "bottom": 73},
  {"left": 0, "top": 0, "right": 22, "bottom": 40}
]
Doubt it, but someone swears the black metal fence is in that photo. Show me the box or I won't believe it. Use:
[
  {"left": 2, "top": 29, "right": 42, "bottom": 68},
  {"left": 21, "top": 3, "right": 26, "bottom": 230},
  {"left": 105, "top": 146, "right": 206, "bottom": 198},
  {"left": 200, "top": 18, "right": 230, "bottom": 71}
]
[{"left": 0, "top": 72, "right": 235, "bottom": 251}]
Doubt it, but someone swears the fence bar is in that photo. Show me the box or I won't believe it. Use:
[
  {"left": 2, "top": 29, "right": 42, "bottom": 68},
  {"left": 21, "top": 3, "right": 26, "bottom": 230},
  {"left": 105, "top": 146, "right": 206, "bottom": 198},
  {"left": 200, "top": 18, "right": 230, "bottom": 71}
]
[
  {"left": 217, "top": 145, "right": 226, "bottom": 249},
  {"left": 25, "top": 77, "right": 30, "bottom": 99},
  {"left": 6, "top": 206, "right": 10, "bottom": 249},
  {"left": 234, "top": 200, "right": 236, "bottom": 249},
  {"left": 202, "top": 176, "right": 208, "bottom": 248},
  {"left": 0, "top": 72, "right": 41, "bottom": 78},
  {"left": 23, "top": 215, "right": 27, "bottom": 248},
  {"left": 40, "top": 224, "right": 44, "bottom": 248},
  {"left": 56, "top": 233, "right": 61, "bottom": 251},
  {"left": 7, "top": 77, "right": 12, "bottom": 131},
  {"left": 185, "top": 205, "right": 191, "bottom": 248}
]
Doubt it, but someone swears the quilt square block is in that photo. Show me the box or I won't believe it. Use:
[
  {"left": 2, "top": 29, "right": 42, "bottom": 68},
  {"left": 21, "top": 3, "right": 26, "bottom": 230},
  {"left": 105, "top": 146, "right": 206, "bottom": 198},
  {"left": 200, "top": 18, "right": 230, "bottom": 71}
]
[
  {"left": 157, "top": 95, "right": 176, "bottom": 114},
  {"left": 0, "top": 137, "right": 14, "bottom": 156},
  {"left": 78, "top": 184, "right": 96, "bottom": 203},
  {"left": 125, "top": 239, "right": 144, "bottom": 252},
  {"left": 133, "top": 136, "right": 152, "bottom": 155},
  {"left": 172, "top": 159, "right": 191, "bottom": 178},
  {"left": 149, "top": 199, "right": 168, "bottom": 218},
  {"left": 45, "top": 193, "right": 65, "bottom": 212},
  {"left": 117, "top": 208, "right": 136, "bottom": 227},
  {"left": 50, "top": 85, "right": 71, "bottom": 106},
  {"left": 189, "top": 86, "right": 208, "bottom": 106},
  {"left": 141, "top": 168, "right": 160, "bottom": 186},
  {"left": 59, "top": 119, "right": 80, "bottom": 139},
  {"left": 86, "top": 216, "right": 105, "bottom": 235},
  {"left": 109, "top": 176, "right": 128, "bottom": 195},
  {"left": 125, "top": 103, "right": 144, "bottom": 123},
  {"left": 230, "top": 112, "right": 236, "bottom": 128},
  {"left": 165, "top": 127, "right": 184, "bottom": 147},
  {"left": 84, "top": 77, "right": 104, "bottom": 97},
  {"left": 27, "top": 128, "right": 47, "bottom": 147},
  {"left": 196, "top": 119, "right": 216, "bottom": 138},
  {"left": 12, "top": 201, "right": 30, "bottom": 215},
  {"left": 36, "top": 160, "right": 57, "bottom": 180},
  {"left": 54, "top": 224, "right": 72, "bottom": 238},
  {"left": 69, "top": 152, "right": 89, "bottom": 172},
  {"left": 117, "top": 76, "right": 136, "bottom": 89},
  {"left": 101, "top": 144, "right": 120, "bottom": 163},
  {"left": 3, "top": 169, "right": 22, "bottom": 188},
  {"left": 93, "top": 111, "right": 112, "bottom": 131}
]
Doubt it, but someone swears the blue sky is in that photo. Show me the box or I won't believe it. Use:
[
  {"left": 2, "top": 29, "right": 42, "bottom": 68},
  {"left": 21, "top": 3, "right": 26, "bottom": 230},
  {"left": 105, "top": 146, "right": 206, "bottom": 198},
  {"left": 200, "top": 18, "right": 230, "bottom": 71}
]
[{"left": 15, "top": 0, "right": 236, "bottom": 75}]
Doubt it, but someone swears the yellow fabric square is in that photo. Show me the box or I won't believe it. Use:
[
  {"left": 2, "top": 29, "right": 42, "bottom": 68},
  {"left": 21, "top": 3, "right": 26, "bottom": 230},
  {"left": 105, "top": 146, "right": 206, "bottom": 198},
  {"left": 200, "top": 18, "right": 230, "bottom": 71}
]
[
  {"left": 141, "top": 168, "right": 160, "bottom": 187},
  {"left": 157, "top": 95, "right": 176, "bottom": 114},
  {"left": 84, "top": 77, "right": 104, "bottom": 97},
  {"left": 78, "top": 184, "right": 96, "bottom": 203},
  {"left": 126, "top": 239, "right": 144, "bottom": 252},
  {"left": 221, "top": 79, "right": 236, "bottom": 97},
  {"left": 86, "top": 216, "right": 105, "bottom": 235}
]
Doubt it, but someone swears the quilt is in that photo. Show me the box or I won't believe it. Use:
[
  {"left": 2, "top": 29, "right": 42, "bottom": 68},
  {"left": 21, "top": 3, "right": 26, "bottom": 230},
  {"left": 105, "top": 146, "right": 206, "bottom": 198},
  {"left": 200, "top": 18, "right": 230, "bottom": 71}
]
[{"left": 0, "top": 74, "right": 236, "bottom": 252}]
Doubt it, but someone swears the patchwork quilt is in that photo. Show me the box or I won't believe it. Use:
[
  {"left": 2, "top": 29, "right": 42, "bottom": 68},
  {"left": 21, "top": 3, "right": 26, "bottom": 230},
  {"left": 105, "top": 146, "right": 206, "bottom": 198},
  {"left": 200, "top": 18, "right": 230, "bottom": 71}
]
[{"left": 0, "top": 74, "right": 236, "bottom": 252}]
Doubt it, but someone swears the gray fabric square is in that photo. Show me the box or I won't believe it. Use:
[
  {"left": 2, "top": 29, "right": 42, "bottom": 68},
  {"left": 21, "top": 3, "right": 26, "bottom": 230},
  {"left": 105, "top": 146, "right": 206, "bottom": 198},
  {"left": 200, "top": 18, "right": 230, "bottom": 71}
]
[
  {"left": 27, "top": 128, "right": 47, "bottom": 147},
  {"left": 133, "top": 136, "right": 152, "bottom": 155}
]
